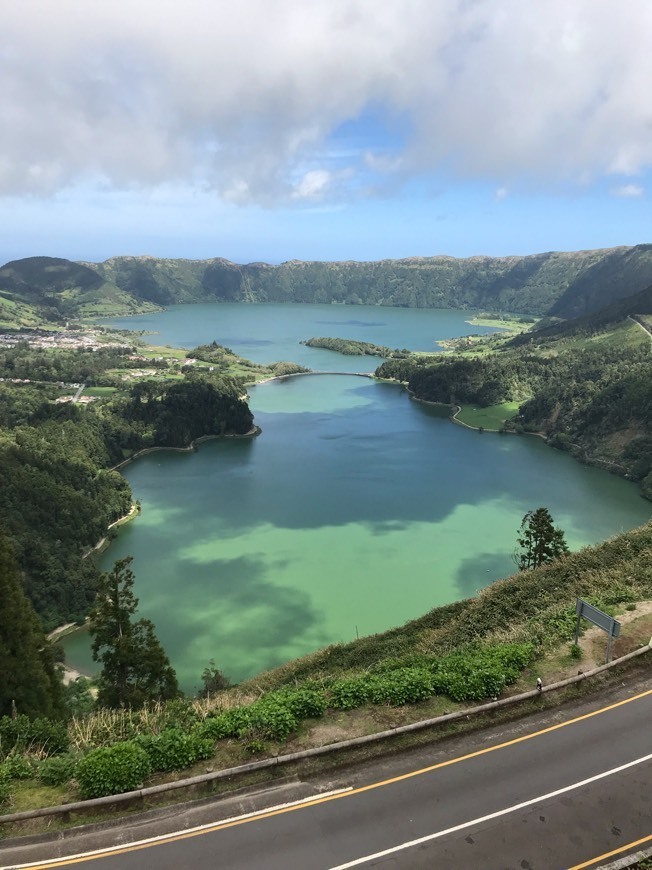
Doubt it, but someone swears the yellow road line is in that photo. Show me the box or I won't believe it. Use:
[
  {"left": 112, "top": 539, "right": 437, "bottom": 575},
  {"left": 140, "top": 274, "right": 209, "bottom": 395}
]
[
  {"left": 13, "top": 687, "right": 652, "bottom": 869},
  {"left": 567, "top": 832, "right": 652, "bottom": 869}
]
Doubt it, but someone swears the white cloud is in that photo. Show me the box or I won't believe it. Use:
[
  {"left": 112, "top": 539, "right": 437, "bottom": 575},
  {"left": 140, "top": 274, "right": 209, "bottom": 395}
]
[
  {"left": 495, "top": 187, "right": 508, "bottom": 201},
  {"left": 2, "top": 1, "right": 652, "bottom": 204},
  {"left": 611, "top": 184, "right": 645, "bottom": 198},
  {"left": 292, "top": 170, "right": 331, "bottom": 200}
]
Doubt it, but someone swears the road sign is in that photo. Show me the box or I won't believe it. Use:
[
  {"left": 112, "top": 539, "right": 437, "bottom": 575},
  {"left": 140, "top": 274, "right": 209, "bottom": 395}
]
[{"left": 575, "top": 599, "right": 621, "bottom": 663}]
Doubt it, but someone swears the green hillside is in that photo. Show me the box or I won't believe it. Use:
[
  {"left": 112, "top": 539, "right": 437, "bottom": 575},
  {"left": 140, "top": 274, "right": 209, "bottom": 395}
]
[
  {"left": 377, "top": 299, "right": 652, "bottom": 497},
  {"left": 511, "top": 283, "right": 652, "bottom": 343},
  {"left": 0, "top": 257, "right": 158, "bottom": 321}
]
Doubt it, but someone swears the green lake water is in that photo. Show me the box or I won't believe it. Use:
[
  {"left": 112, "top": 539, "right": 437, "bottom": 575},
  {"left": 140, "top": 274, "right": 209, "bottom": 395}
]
[{"left": 63, "top": 305, "right": 651, "bottom": 691}]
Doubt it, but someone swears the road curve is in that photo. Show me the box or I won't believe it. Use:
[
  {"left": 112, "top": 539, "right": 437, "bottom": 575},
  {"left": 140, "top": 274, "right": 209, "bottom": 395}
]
[{"left": 4, "top": 689, "right": 651, "bottom": 870}]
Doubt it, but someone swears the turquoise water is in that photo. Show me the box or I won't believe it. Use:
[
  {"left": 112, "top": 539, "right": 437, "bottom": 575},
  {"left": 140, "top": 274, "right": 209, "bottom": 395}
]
[
  {"left": 103, "top": 302, "right": 502, "bottom": 372},
  {"left": 64, "top": 305, "right": 651, "bottom": 691}
]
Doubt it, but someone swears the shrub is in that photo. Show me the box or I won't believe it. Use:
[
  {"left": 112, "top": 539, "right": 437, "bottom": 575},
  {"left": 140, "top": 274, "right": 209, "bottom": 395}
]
[
  {"left": 430, "top": 643, "right": 536, "bottom": 703},
  {"left": 329, "top": 678, "right": 371, "bottom": 710},
  {"left": 433, "top": 665, "right": 506, "bottom": 702},
  {"left": 194, "top": 715, "right": 236, "bottom": 742},
  {"left": 76, "top": 741, "right": 152, "bottom": 799},
  {"left": 367, "top": 669, "right": 435, "bottom": 706},
  {"left": 0, "top": 716, "right": 69, "bottom": 759},
  {"left": 569, "top": 643, "right": 583, "bottom": 660},
  {"left": 243, "top": 700, "right": 299, "bottom": 742},
  {"left": 271, "top": 688, "right": 327, "bottom": 719},
  {"left": 38, "top": 754, "right": 79, "bottom": 787},
  {"left": 137, "top": 729, "right": 213, "bottom": 772},
  {"left": 63, "top": 678, "right": 96, "bottom": 719},
  {"left": 2, "top": 752, "right": 35, "bottom": 780}
]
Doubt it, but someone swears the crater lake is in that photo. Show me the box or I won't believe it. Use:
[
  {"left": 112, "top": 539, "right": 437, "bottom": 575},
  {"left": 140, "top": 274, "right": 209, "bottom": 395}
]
[{"left": 62, "top": 304, "right": 651, "bottom": 691}]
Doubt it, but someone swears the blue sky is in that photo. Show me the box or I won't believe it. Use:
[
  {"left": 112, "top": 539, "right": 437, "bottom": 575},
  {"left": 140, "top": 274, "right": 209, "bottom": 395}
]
[{"left": 2, "top": 1, "right": 651, "bottom": 265}]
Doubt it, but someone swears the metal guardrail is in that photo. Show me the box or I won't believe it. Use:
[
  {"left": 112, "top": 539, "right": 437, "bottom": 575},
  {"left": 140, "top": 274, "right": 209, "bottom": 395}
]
[{"left": 1, "top": 641, "right": 650, "bottom": 826}]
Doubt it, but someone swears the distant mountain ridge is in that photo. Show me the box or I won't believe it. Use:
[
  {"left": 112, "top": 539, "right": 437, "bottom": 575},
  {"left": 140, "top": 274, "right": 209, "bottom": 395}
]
[
  {"left": 83, "top": 244, "right": 652, "bottom": 317},
  {"left": 3, "top": 245, "right": 652, "bottom": 321}
]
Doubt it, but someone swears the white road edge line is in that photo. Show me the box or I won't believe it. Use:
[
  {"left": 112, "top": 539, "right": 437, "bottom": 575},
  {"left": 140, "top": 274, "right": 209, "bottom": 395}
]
[
  {"left": 329, "top": 752, "right": 652, "bottom": 869},
  {"left": 3, "top": 788, "right": 353, "bottom": 869}
]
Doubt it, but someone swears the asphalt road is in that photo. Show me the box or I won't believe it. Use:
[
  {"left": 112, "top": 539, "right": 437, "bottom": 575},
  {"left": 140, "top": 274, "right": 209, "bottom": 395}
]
[{"left": 4, "top": 688, "right": 651, "bottom": 870}]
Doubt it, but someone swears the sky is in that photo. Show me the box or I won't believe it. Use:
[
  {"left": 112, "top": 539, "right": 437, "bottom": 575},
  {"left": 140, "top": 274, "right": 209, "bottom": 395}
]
[{"left": 1, "top": 0, "right": 651, "bottom": 265}]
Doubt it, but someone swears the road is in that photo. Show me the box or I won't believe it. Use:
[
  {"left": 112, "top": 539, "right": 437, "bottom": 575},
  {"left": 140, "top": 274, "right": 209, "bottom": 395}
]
[
  {"left": 628, "top": 314, "right": 652, "bottom": 339},
  {"left": 3, "top": 688, "right": 651, "bottom": 870}
]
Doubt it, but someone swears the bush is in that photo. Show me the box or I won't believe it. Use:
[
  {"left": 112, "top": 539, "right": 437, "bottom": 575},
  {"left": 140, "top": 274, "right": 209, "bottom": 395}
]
[
  {"left": 2, "top": 752, "right": 35, "bottom": 780},
  {"left": 569, "top": 643, "right": 583, "bottom": 660},
  {"left": 76, "top": 741, "right": 152, "bottom": 799},
  {"left": 38, "top": 753, "right": 79, "bottom": 787},
  {"left": 329, "top": 678, "right": 371, "bottom": 710},
  {"left": 136, "top": 729, "right": 213, "bottom": 772},
  {"left": 194, "top": 715, "right": 237, "bottom": 742},
  {"left": 243, "top": 700, "right": 299, "bottom": 742},
  {"left": 367, "top": 669, "right": 435, "bottom": 706},
  {"left": 271, "top": 688, "right": 327, "bottom": 719},
  {"left": 430, "top": 643, "right": 536, "bottom": 703},
  {"left": 155, "top": 698, "right": 201, "bottom": 731},
  {"left": 0, "top": 716, "right": 69, "bottom": 759}
]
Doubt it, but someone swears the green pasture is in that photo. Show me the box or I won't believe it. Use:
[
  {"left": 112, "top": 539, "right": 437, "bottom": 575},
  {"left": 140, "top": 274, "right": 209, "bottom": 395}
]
[
  {"left": 82, "top": 386, "right": 117, "bottom": 397},
  {"left": 455, "top": 401, "right": 520, "bottom": 430}
]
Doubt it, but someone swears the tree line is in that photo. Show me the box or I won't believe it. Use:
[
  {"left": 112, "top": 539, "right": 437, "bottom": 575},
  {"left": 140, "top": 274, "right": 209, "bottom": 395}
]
[{"left": 376, "top": 339, "right": 652, "bottom": 496}]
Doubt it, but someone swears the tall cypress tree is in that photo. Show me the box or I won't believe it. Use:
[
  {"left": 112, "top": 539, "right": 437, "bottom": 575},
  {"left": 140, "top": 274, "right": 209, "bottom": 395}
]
[
  {"left": 0, "top": 534, "right": 64, "bottom": 718},
  {"left": 90, "top": 557, "right": 178, "bottom": 708}
]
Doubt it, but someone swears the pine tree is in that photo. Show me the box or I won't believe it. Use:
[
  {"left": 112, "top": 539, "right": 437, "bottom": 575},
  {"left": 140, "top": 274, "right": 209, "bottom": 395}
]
[
  {"left": 515, "top": 508, "right": 569, "bottom": 571},
  {"left": 0, "top": 534, "right": 65, "bottom": 718},
  {"left": 90, "top": 557, "right": 178, "bottom": 708}
]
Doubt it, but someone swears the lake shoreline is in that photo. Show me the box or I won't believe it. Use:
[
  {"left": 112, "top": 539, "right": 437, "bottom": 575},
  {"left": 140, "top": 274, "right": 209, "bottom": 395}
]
[
  {"left": 111, "top": 425, "right": 262, "bottom": 472},
  {"left": 53, "top": 425, "right": 263, "bottom": 674}
]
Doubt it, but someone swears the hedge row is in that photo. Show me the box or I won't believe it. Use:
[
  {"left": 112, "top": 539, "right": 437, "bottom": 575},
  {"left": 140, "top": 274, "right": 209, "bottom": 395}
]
[{"left": 1, "top": 643, "right": 536, "bottom": 802}]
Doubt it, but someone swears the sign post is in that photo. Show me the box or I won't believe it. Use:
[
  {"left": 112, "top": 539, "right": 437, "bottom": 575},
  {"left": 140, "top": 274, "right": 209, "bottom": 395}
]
[{"left": 574, "top": 599, "right": 621, "bottom": 663}]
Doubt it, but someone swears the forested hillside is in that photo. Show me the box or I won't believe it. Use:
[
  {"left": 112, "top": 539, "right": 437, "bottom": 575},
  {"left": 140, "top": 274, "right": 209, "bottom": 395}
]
[
  {"left": 0, "top": 368, "right": 254, "bottom": 630},
  {"left": 377, "top": 319, "right": 652, "bottom": 498},
  {"left": 0, "top": 257, "right": 157, "bottom": 322}
]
